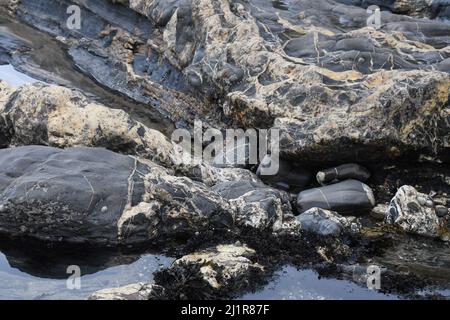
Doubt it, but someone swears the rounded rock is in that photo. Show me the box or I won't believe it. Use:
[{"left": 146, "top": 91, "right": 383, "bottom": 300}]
[{"left": 435, "top": 205, "right": 449, "bottom": 218}]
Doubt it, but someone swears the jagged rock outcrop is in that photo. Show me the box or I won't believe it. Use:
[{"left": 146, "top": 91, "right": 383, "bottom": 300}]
[
  {"left": 0, "top": 81, "right": 174, "bottom": 166},
  {"left": 2, "top": 0, "right": 449, "bottom": 164}
]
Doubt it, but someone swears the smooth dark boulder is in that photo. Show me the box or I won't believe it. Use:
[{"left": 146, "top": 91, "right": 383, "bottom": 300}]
[
  {"left": 296, "top": 179, "right": 376, "bottom": 215},
  {"left": 256, "top": 155, "right": 311, "bottom": 191},
  {"left": 316, "top": 163, "right": 371, "bottom": 185},
  {"left": 0, "top": 146, "right": 233, "bottom": 244}
]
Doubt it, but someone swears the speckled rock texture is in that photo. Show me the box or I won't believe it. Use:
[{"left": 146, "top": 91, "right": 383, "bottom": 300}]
[{"left": 386, "top": 185, "right": 449, "bottom": 239}]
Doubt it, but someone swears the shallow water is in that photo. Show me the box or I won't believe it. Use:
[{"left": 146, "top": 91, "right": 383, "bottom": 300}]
[
  {"left": 0, "top": 64, "right": 41, "bottom": 87},
  {"left": 0, "top": 251, "right": 173, "bottom": 300},
  {"left": 240, "top": 266, "right": 399, "bottom": 300},
  {"left": 0, "top": 246, "right": 397, "bottom": 300}
]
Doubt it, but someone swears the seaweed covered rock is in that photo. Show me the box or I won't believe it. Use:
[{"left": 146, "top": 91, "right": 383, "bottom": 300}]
[{"left": 154, "top": 244, "right": 264, "bottom": 299}]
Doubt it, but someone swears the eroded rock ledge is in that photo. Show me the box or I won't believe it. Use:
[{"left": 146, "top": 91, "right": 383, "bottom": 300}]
[{"left": 2, "top": 0, "right": 449, "bottom": 163}]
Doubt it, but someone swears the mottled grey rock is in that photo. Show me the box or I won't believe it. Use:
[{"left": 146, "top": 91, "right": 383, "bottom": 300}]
[
  {"left": 297, "top": 207, "right": 360, "bottom": 237},
  {"left": 297, "top": 179, "right": 376, "bottom": 215},
  {"left": 436, "top": 205, "right": 449, "bottom": 217},
  {"left": 370, "top": 204, "right": 389, "bottom": 221},
  {"left": 386, "top": 185, "right": 445, "bottom": 238},
  {"left": 211, "top": 180, "right": 300, "bottom": 233},
  {"left": 89, "top": 283, "right": 166, "bottom": 300}
]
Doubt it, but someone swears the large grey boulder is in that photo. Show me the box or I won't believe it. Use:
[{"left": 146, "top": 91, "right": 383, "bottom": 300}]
[
  {"left": 0, "top": 146, "right": 232, "bottom": 244},
  {"left": 296, "top": 179, "right": 376, "bottom": 215},
  {"left": 0, "top": 146, "right": 298, "bottom": 244}
]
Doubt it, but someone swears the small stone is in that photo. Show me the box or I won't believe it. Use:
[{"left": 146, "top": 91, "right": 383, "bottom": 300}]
[
  {"left": 101, "top": 206, "right": 108, "bottom": 213},
  {"left": 370, "top": 204, "right": 388, "bottom": 221},
  {"left": 425, "top": 199, "right": 435, "bottom": 208},
  {"left": 435, "top": 205, "right": 448, "bottom": 218},
  {"left": 416, "top": 196, "right": 427, "bottom": 206}
]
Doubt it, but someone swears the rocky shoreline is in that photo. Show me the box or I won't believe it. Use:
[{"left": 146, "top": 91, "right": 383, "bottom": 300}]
[{"left": 0, "top": 0, "right": 449, "bottom": 300}]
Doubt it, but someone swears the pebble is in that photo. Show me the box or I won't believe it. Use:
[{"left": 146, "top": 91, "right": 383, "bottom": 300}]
[
  {"left": 425, "top": 199, "right": 435, "bottom": 208},
  {"left": 370, "top": 204, "right": 388, "bottom": 221},
  {"left": 435, "top": 205, "right": 448, "bottom": 218},
  {"left": 101, "top": 206, "right": 108, "bottom": 213},
  {"left": 416, "top": 196, "right": 427, "bottom": 206}
]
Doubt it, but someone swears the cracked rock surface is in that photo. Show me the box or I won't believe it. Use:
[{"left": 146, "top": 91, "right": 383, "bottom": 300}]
[{"left": 2, "top": 0, "right": 449, "bottom": 163}]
